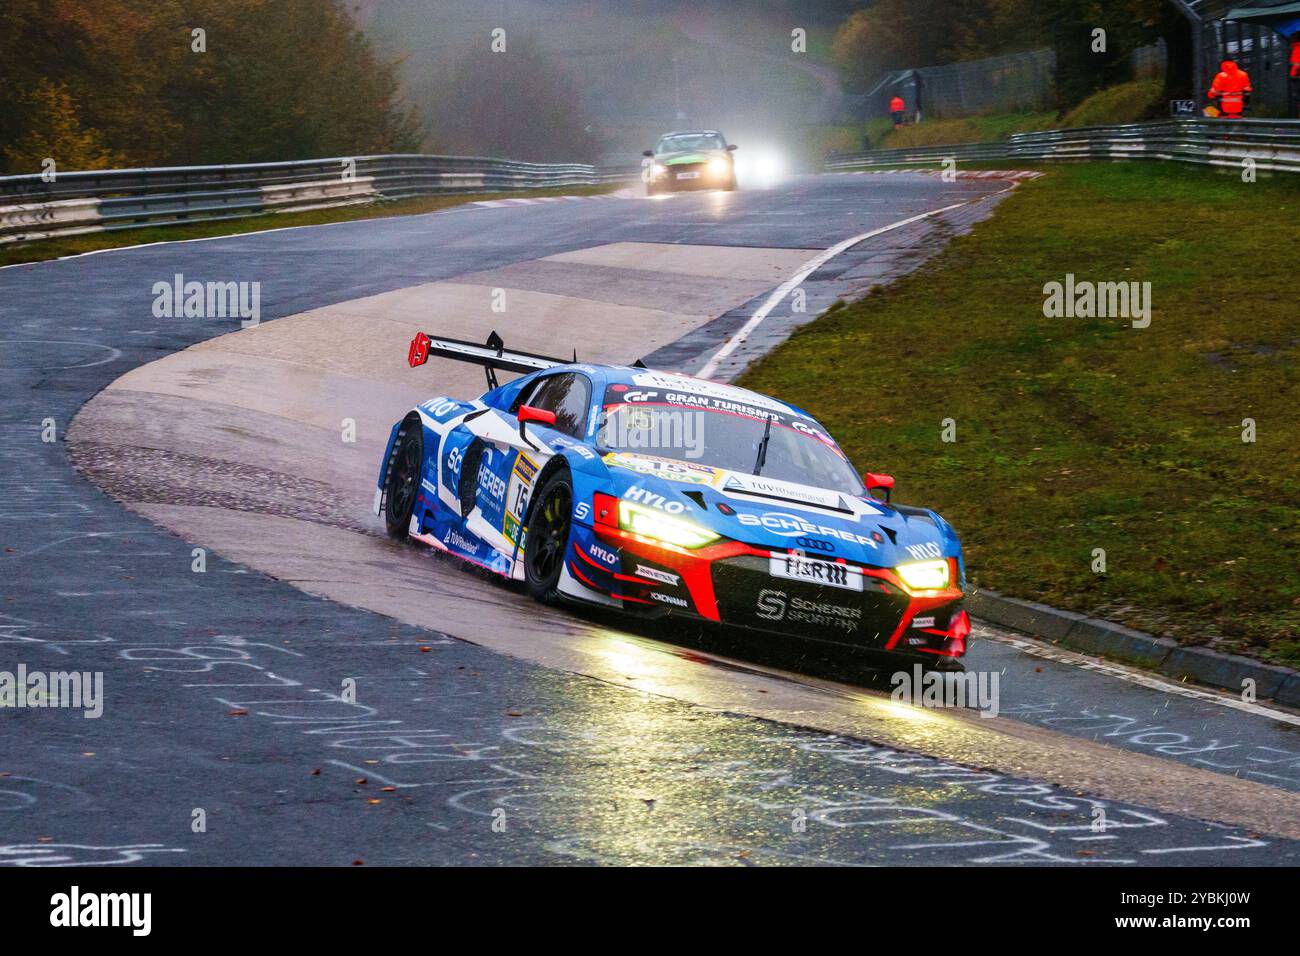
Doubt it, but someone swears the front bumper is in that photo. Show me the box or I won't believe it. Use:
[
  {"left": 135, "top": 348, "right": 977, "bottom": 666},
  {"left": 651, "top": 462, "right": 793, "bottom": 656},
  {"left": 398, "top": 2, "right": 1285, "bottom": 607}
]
[
  {"left": 570, "top": 525, "right": 967, "bottom": 657},
  {"left": 651, "top": 162, "right": 732, "bottom": 190}
]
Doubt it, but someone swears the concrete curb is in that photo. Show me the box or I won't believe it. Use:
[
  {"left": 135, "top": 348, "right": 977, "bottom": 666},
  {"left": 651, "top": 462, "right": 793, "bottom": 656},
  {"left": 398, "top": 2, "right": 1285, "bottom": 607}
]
[{"left": 966, "top": 588, "right": 1300, "bottom": 707}]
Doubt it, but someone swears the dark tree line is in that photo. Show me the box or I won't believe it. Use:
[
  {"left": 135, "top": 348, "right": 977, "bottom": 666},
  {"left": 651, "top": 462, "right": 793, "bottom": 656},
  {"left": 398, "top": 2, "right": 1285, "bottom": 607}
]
[{"left": 0, "top": 0, "right": 422, "bottom": 175}]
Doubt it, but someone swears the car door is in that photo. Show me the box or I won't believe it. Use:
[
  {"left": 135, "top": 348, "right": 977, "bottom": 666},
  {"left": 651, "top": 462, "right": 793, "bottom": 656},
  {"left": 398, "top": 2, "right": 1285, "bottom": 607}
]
[{"left": 461, "top": 371, "right": 592, "bottom": 560}]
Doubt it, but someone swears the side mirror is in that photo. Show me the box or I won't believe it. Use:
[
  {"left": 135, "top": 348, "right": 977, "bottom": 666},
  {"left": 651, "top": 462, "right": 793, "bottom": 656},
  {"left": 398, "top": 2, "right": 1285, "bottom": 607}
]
[
  {"left": 517, "top": 405, "right": 556, "bottom": 445},
  {"left": 726, "top": 144, "right": 738, "bottom": 151},
  {"left": 865, "top": 472, "right": 894, "bottom": 503},
  {"left": 642, "top": 149, "right": 654, "bottom": 158}
]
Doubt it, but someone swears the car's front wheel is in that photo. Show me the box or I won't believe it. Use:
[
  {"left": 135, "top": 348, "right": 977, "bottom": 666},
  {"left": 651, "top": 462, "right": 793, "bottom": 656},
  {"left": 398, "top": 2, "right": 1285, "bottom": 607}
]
[
  {"left": 384, "top": 416, "right": 423, "bottom": 540},
  {"left": 523, "top": 469, "right": 574, "bottom": 602}
]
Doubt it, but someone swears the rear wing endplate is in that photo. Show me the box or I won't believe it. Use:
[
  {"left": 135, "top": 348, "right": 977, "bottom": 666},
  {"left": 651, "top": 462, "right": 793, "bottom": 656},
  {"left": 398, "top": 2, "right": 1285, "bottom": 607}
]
[{"left": 407, "top": 330, "right": 573, "bottom": 389}]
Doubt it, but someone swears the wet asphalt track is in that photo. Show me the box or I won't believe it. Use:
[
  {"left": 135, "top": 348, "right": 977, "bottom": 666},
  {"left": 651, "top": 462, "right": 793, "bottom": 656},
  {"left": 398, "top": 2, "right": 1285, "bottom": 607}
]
[{"left": 3, "top": 173, "right": 1299, "bottom": 865}]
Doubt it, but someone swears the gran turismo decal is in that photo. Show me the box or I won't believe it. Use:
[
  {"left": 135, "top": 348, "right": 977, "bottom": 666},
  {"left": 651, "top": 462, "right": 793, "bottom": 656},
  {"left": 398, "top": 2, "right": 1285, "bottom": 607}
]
[
  {"left": 790, "top": 419, "right": 834, "bottom": 446},
  {"left": 631, "top": 372, "right": 791, "bottom": 414}
]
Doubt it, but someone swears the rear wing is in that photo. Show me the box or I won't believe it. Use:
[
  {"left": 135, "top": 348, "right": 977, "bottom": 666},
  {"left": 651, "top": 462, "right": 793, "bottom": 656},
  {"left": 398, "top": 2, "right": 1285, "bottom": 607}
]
[{"left": 407, "top": 330, "right": 574, "bottom": 389}]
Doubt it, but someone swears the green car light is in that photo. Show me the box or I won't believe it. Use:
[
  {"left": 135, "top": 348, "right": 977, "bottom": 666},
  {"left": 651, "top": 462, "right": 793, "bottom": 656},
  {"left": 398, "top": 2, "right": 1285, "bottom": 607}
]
[
  {"left": 619, "top": 501, "right": 718, "bottom": 549},
  {"left": 895, "top": 559, "right": 951, "bottom": 592}
]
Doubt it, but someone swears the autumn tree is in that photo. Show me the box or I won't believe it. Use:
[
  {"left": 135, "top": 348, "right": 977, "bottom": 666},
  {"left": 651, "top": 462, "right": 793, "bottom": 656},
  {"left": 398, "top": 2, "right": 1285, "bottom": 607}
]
[{"left": 0, "top": 0, "right": 421, "bottom": 174}]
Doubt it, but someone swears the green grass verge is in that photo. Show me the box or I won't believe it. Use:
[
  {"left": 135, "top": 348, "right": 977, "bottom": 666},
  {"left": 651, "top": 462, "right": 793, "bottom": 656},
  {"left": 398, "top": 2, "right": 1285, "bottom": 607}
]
[
  {"left": 740, "top": 162, "right": 1300, "bottom": 664},
  {"left": 864, "top": 78, "right": 1168, "bottom": 152},
  {"left": 882, "top": 111, "right": 1059, "bottom": 148},
  {"left": 1058, "top": 78, "right": 1165, "bottom": 128},
  {"left": 0, "top": 183, "right": 622, "bottom": 268}
]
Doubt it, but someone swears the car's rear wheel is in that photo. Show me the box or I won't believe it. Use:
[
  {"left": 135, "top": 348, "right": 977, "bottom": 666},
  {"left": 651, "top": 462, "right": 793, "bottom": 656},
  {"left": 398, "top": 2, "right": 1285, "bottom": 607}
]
[
  {"left": 524, "top": 469, "right": 573, "bottom": 602},
  {"left": 384, "top": 416, "right": 423, "bottom": 540}
]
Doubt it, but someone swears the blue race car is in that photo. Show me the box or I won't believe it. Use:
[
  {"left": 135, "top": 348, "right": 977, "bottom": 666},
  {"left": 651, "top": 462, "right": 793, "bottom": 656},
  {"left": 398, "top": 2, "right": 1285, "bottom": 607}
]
[{"left": 376, "top": 332, "right": 969, "bottom": 659}]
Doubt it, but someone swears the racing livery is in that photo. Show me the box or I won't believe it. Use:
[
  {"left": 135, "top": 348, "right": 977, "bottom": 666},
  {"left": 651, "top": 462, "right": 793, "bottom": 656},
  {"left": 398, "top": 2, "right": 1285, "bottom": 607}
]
[
  {"left": 642, "top": 129, "right": 738, "bottom": 194},
  {"left": 376, "top": 332, "right": 969, "bottom": 659}
]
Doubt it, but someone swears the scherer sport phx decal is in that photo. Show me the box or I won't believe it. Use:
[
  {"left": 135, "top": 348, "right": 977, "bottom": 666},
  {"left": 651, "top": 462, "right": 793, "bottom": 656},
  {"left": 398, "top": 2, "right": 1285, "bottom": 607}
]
[{"left": 377, "top": 332, "right": 969, "bottom": 659}]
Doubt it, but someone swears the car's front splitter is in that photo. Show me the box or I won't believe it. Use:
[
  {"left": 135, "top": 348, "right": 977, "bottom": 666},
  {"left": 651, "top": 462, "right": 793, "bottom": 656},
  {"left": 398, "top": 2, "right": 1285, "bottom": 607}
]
[{"left": 565, "top": 523, "right": 967, "bottom": 657}]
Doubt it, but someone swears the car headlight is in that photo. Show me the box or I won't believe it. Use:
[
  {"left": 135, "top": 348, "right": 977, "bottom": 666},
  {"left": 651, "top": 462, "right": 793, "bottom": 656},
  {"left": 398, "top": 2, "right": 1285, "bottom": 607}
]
[
  {"left": 651, "top": 163, "right": 667, "bottom": 177},
  {"left": 619, "top": 501, "right": 718, "bottom": 549},
  {"left": 707, "top": 157, "right": 729, "bottom": 175},
  {"left": 895, "top": 559, "right": 950, "bottom": 592}
]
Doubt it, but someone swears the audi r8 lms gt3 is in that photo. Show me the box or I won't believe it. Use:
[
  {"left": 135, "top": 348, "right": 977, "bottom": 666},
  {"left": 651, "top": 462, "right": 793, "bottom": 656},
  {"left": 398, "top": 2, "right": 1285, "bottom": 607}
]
[
  {"left": 642, "top": 130, "right": 738, "bottom": 195},
  {"left": 377, "top": 332, "right": 970, "bottom": 660}
]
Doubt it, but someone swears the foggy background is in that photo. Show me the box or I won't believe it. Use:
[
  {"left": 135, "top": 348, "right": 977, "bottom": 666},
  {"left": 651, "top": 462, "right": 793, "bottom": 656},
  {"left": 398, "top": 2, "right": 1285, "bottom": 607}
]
[{"left": 355, "top": 0, "right": 860, "bottom": 167}]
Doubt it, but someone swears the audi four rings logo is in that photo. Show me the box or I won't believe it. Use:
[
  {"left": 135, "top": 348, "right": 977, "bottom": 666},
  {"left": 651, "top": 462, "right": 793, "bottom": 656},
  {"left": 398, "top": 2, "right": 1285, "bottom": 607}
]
[{"left": 796, "top": 536, "right": 834, "bottom": 552}]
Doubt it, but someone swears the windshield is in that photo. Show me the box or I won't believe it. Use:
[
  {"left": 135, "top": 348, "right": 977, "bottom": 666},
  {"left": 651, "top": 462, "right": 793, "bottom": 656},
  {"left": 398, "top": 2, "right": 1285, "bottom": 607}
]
[
  {"left": 657, "top": 133, "right": 725, "bottom": 153},
  {"left": 597, "top": 399, "right": 864, "bottom": 495}
]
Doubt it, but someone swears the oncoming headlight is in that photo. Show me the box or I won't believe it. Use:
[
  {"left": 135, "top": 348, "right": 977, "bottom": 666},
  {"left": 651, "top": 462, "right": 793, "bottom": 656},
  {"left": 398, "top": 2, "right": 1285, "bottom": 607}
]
[
  {"left": 707, "top": 157, "right": 729, "bottom": 175},
  {"left": 619, "top": 501, "right": 718, "bottom": 549},
  {"left": 651, "top": 163, "right": 667, "bottom": 178},
  {"left": 895, "top": 559, "right": 951, "bottom": 592}
]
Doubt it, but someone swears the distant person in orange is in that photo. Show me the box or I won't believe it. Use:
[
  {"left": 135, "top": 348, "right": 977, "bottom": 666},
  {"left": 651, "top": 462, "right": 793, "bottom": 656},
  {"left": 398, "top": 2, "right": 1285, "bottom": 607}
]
[
  {"left": 1208, "top": 59, "right": 1252, "bottom": 118},
  {"left": 890, "top": 95, "right": 906, "bottom": 128}
]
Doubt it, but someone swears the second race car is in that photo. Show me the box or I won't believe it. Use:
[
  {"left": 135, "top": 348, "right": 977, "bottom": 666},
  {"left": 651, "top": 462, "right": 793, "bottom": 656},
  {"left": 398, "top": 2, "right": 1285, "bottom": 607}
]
[
  {"left": 377, "top": 332, "right": 969, "bottom": 659},
  {"left": 642, "top": 129, "right": 738, "bottom": 194}
]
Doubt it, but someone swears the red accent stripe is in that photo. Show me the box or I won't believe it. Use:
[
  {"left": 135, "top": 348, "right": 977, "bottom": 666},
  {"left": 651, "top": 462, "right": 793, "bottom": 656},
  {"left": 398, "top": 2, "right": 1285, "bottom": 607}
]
[
  {"left": 574, "top": 545, "right": 615, "bottom": 573},
  {"left": 568, "top": 560, "right": 652, "bottom": 604},
  {"left": 568, "top": 559, "right": 603, "bottom": 591}
]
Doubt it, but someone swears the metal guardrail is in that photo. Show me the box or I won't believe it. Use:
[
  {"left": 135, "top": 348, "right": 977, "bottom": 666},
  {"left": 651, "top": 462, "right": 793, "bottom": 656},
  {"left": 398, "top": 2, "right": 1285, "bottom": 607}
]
[
  {"left": 0, "top": 153, "right": 637, "bottom": 245},
  {"left": 824, "top": 118, "right": 1300, "bottom": 175}
]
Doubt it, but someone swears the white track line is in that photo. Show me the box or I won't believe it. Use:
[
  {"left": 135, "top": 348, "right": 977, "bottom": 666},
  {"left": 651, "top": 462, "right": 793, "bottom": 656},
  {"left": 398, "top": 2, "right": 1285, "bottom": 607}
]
[
  {"left": 980, "top": 627, "right": 1300, "bottom": 727},
  {"left": 696, "top": 188, "right": 1014, "bottom": 380}
]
